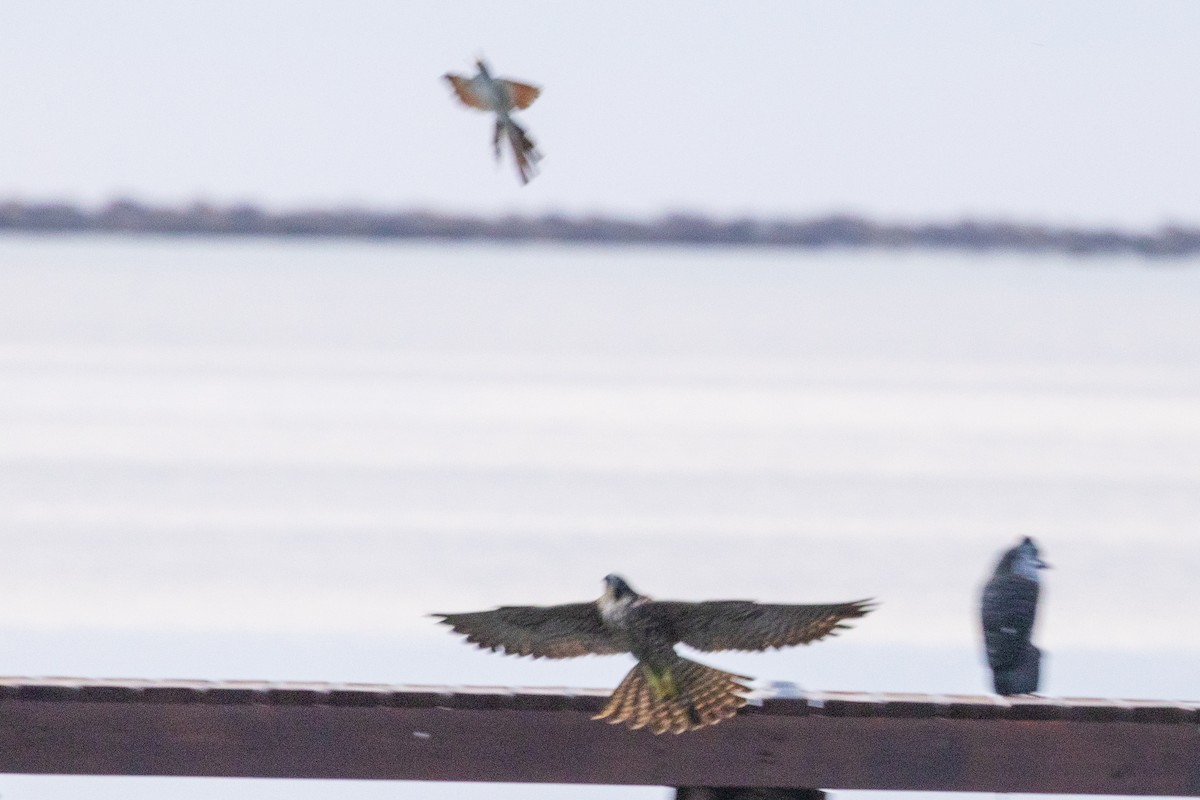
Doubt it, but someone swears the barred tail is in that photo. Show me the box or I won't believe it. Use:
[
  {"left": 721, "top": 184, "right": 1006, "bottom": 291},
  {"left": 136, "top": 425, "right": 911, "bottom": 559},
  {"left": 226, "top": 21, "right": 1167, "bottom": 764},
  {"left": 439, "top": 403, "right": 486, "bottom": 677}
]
[
  {"left": 593, "top": 657, "right": 750, "bottom": 734},
  {"left": 502, "top": 118, "right": 541, "bottom": 184}
]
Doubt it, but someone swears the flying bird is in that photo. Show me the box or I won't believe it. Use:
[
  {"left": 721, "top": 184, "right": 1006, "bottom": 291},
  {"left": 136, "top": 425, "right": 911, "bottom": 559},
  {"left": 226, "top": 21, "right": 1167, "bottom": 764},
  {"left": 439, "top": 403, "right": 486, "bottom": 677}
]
[
  {"left": 443, "top": 58, "right": 542, "bottom": 184},
  {"left": 980, "top": 536, "right": 1049, "bottom": 695},
  {"left": 434, "top": 574, "right": 875, "bottom": 734}
]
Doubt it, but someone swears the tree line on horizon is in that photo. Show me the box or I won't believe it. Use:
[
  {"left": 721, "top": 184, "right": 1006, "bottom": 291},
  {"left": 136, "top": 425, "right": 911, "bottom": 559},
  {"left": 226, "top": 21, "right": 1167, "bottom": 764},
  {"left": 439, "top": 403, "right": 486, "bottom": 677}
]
[{"left": 0, "top": 199, "right": 1197, "bottom": 257}]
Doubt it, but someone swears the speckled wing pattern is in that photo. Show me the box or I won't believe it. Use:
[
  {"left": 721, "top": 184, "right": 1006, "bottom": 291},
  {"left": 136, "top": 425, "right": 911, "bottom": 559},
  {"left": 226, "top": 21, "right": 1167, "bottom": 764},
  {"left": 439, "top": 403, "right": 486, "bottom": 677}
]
[
  {"left": 653, "top": 599, "right": 875, "bottom": 652},
  {"left": 433, "top": 603, "right": 623, "bottom": 659},
  {"left": 981, "top": 574, "right": 1039, "bottom": 670}
]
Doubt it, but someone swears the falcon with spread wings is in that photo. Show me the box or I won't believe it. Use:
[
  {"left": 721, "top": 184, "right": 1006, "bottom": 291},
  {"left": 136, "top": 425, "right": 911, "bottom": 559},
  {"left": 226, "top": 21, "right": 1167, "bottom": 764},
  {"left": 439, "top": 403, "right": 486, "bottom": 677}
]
[
  {"left": 434, "top": 574, "right": 875, "bottom": 734},
  {"left": 443, "top": 58, "right": 542, "bottom": 184}
]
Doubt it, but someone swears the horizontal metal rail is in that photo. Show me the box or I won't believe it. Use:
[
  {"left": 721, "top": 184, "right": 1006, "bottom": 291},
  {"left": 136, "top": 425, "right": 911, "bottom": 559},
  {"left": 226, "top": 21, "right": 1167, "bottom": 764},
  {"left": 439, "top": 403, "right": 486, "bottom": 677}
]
[{"left": 0, "top": 679, "right": 1197, "bottom": 795}]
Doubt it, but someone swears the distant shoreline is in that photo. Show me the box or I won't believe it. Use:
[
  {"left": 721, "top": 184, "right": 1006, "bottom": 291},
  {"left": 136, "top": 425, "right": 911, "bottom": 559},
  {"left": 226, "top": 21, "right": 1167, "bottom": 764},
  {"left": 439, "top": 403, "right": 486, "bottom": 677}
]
[{"left": 2, "top": 199, "right": 1197, "bottom": 258}]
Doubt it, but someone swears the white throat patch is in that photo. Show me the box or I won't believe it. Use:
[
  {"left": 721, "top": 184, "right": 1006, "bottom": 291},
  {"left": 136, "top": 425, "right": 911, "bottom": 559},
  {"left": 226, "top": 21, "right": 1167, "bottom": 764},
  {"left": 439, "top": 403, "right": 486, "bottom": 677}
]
[{"left": 1013, "top": 545, "right": 1043, "bottom": 581}]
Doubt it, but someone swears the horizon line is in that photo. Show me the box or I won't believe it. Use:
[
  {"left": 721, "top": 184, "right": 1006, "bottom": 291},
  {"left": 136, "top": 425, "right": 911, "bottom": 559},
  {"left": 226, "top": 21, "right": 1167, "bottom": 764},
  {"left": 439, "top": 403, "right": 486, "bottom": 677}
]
[{"left": 1, "top": 198, "right": 1198, "bottom": 258}]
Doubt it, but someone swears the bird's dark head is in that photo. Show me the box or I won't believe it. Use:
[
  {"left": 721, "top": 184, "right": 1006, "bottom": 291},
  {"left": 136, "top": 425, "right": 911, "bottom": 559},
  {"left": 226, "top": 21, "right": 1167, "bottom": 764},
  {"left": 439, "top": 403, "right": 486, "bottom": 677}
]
[
  {"left": 1019, "top": 536, "right": 1049, "bottom": 566},
  {"left": 475, "top": 58, "right": 491, "bottom": 77},
  {"left": 1001, "top": 536, "right": 1049, "bottom": 580},
  {"left": 602, "top": 574, "right": 638, "bottom": 602}
]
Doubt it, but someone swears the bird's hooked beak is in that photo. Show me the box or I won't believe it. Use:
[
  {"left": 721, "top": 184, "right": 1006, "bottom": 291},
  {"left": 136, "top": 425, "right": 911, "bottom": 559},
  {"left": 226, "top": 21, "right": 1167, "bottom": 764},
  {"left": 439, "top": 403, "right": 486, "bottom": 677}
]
[{"left": 1020, "top": 536, "right": 1050, "bottom": 569}]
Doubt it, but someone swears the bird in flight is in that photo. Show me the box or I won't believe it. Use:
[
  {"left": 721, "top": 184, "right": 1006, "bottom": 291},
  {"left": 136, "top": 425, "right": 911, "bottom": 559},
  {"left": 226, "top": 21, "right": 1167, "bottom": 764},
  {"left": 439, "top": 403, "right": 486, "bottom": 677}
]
[
  {"left": 981, "top": 536, "right": 1049, "bottom": 695},
  {"left": 434, "top": 574, "right": 875, "bottom": 734},
  {"left": 443, "top": 58, "right": 542, "bottom": 185}
]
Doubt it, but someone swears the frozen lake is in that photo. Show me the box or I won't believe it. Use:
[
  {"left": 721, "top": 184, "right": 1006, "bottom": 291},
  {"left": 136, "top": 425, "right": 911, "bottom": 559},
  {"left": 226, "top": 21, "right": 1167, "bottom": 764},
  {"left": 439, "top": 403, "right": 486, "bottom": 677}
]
[{"left": 0, "top": 235, "right": 1196, "bottom": 800}]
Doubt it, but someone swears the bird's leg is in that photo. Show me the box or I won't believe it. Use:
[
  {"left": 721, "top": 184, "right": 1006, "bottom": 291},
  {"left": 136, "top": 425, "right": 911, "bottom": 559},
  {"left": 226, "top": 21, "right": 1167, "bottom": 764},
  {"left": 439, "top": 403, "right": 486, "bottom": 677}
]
[
  {"left": 640, "top": 661, "right": 711, "bottom": 729},
  {"left": 492, "top": 119, "right": 503, "bottom": 161},
  {"left": 640, "top": 663, "right": 680, "bottom": 701}
]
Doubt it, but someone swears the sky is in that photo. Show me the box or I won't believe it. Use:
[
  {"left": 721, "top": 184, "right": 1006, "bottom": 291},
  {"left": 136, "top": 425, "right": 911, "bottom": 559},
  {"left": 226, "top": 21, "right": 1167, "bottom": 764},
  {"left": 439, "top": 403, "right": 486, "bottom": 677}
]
[{"left": 0, "top": 1, "right": 1197, "bottom": 226}]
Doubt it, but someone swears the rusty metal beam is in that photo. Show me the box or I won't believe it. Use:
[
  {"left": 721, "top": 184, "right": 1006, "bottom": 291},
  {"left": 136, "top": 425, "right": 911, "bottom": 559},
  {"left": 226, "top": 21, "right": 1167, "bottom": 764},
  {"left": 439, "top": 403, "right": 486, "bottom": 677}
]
[{"left": 0, "top": 679, "right": 1197, "bottom": 795}]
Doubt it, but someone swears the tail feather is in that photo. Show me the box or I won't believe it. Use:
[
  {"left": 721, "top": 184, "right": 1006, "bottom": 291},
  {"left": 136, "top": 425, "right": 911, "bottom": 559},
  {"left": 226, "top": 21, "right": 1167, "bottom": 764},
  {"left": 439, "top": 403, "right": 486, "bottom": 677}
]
[
  {"left": 611, "top": 667, "right": 645, "bottom": 728},
  {"left": 502, "top": 118, "right": 541, "bottom": 184},
  {"left": 593, "top": 657, "right": 750, "bottom": 734}
]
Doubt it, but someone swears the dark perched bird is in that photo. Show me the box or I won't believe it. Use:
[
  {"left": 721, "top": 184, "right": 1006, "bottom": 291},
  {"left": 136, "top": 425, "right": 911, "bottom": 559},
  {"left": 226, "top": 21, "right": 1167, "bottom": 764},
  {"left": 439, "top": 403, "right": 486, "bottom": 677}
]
[
  {"left": 434, "top": 574, "right": 875, "bottom": 734},
  {"left": 443, "top": 58, "right": 542, "bottom": 184},
  {"left": 981, "top": 537, "right": 1049, "bottom": 695}
]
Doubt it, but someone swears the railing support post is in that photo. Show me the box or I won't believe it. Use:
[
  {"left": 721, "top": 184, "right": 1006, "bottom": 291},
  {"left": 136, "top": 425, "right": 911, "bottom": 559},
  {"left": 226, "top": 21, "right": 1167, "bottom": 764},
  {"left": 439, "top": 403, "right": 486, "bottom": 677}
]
[{"left": 675, "top": 788, "right": 827, "bottom": 800}]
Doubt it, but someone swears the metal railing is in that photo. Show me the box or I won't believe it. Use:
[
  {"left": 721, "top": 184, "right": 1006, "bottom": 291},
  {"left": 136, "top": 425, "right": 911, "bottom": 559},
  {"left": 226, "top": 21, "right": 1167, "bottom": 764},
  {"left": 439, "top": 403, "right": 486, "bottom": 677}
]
[{"left": 0, "top": 678, "right": 1196, "bottom": 796}]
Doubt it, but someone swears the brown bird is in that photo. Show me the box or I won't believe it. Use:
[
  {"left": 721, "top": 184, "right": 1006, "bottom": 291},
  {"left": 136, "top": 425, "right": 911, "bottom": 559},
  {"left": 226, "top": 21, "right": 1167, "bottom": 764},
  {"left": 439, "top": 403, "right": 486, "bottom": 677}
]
[
  {"left": 443, "top": 58, "right": 542, "bottom": 184},
  {"left": 434, "top": 574, "right": 875, "bottom": 734}
]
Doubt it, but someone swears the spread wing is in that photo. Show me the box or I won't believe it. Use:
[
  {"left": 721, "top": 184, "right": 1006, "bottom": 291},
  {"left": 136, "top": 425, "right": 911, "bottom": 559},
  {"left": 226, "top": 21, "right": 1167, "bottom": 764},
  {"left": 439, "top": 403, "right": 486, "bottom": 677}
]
[
  {"left": 433, "top": 603, "right": 623, "bottom": 659},
  {"left": 500, "top": 79, "right": 540, "bottom": 109},
  {"left": 981, "top": 575, "right": 1039, "bottom": 671},
  {"left": 443, "top": 74, "right": 489, "bottom": 110},
  {"left": 650, "top": 599, "right": 876, "bottom": 652}
]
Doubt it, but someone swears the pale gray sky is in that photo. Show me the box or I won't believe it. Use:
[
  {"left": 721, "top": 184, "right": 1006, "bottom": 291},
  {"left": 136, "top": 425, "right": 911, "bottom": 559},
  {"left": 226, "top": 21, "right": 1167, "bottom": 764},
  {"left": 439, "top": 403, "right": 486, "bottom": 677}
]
[{"left": 0, "top": 0, "right": 1196, "bottom": 225}]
